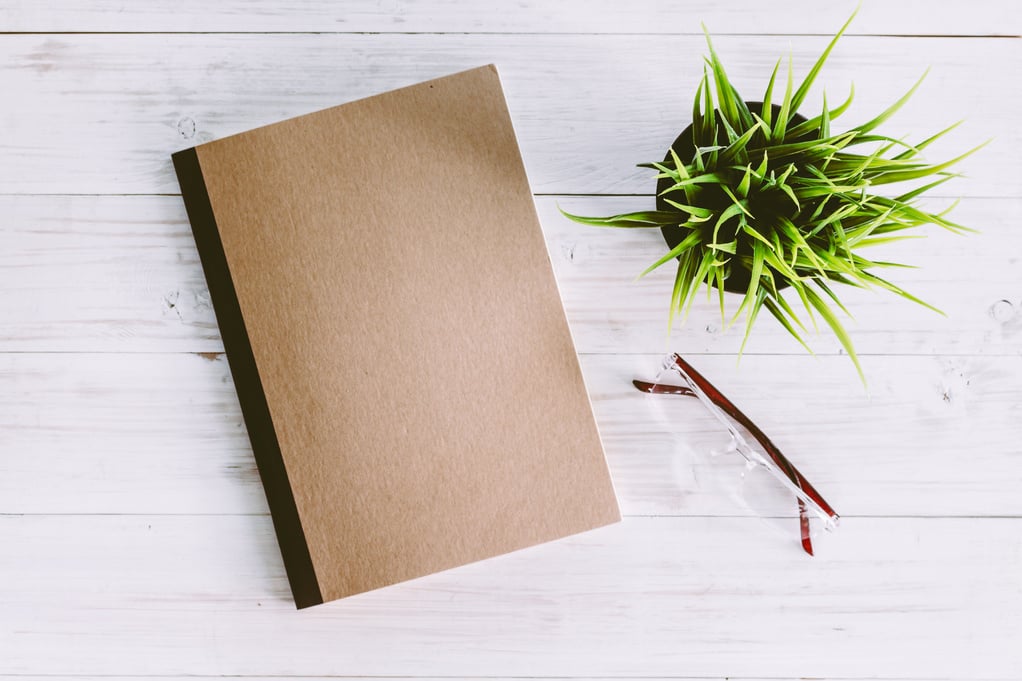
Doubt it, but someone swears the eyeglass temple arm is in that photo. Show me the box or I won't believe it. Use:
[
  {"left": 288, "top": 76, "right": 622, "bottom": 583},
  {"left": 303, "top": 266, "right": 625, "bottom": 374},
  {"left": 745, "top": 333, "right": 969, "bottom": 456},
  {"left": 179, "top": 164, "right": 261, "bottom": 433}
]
[
  {"left": 637, "top": 359, "right": 838, "bottom": 519},
  {"left": 679, "top": 355, "right": 836, "bottom": 520},
  {"left": 633, "top": 355, "right": 839, "bottom": 555},
  {"left": 633, "top": 357, "right": 836, "bottom": 519},
  {"left": 633, "top": 372, "right": 825, "bottom": 552},
  {"left": 631, "top": 381, "right": 695, "bottom": 397}
]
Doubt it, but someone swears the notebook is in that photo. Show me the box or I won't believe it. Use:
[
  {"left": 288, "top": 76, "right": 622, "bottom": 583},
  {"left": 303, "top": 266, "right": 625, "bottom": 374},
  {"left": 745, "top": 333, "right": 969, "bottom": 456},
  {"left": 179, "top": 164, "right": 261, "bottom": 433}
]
[{"left": 172, "top": 64, "right": 620, "bottom": 608}]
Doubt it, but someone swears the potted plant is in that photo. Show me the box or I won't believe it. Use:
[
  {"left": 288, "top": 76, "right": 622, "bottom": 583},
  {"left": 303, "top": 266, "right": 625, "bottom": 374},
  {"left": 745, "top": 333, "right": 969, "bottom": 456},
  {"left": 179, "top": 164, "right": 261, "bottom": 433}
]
[{"left": 562, "top": 11, "right": 983, "bottom": 382}]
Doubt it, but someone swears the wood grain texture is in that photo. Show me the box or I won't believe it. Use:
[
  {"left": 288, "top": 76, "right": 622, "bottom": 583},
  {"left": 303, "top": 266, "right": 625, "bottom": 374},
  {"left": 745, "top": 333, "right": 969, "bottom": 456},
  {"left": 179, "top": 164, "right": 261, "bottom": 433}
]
[
  {"left": 0, "top": 34, "right": 1016, "bottom": 196},
  {"left": 1, "top": 352, "right": 1019, "bottom": 517},
  {"left": 2, "top": 1, "right": 1021, "bottom": 678},
  {"left": 3, "top": 0, "right": 1019, "bottom": 35},
  {"left": 1, "top": 514, "right": 1019, "bottom": 678},
  {"left": 2, "top": 196, "right": 1019, "bottom": 354},
  {"left": 0, "top": 674, "right": 964, "bottom": 678}
]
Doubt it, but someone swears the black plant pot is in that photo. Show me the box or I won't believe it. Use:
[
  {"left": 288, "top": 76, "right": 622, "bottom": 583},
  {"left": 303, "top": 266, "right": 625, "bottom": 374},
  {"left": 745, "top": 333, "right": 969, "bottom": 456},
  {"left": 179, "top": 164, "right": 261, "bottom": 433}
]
[{"left": 656, "top": 101, "right": 808, "bottom": 293}]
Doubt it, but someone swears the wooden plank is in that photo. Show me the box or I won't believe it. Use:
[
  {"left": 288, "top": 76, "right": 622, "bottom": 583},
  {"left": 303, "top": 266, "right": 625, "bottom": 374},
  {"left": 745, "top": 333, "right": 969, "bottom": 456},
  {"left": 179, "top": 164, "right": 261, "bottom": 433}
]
[
  {"left": 1, "top": 351, "right": 1019, "bottom": 517},
  {"left": 1, "top": 677, "right": 986, "bottom": 681},
  {"left": 1, "top": 0, "right": 1018, "bottom": 36},
  {"left": 0, "top": 195, "right": 218, "bottom": 351},
  {"left": 547, "top": 196, "right": 1022, "bottom": 355},
  {"left": 0, "top": 34, "right": 1015, "bottom": 196},
  {"left": 0, "top": 514, "right": 1018, "bottom": 678},
  {"left": 0, "top": 674, "right": 964, "bottom": 678},
  {"left": 1, "top": 195, "right": 1018, "bottom": 355}
]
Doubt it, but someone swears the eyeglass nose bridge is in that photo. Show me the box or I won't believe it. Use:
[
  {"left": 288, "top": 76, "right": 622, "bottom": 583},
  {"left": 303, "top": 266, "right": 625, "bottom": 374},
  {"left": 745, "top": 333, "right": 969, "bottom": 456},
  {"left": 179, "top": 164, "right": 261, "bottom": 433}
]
[
  {"left": 718, "top": 432, "right": 783, "bottom": 498},
  {"left": 709, "top": 432, "right": 739, "bottom": 458}
]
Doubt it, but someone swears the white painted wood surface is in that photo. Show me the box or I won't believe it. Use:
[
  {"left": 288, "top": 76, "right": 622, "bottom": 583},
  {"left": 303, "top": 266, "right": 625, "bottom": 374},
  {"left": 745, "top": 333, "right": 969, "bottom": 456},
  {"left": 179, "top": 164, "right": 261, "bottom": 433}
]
[
  {"left": 0, "top": 34, "right": 1016, "bottom": 197},
  {"left": 1, "top": 2, "right": 1020, "bottom": 679},
  {"left": 3, "top": 0, "right": 1019, "bottom": 35}
]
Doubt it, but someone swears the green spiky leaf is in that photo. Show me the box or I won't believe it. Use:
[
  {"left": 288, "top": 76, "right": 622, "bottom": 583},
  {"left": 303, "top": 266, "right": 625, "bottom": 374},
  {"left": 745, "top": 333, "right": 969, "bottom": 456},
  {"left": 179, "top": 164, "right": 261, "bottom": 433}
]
[{"left": 562, "top": 10, "right": 979, "bottom": 383}]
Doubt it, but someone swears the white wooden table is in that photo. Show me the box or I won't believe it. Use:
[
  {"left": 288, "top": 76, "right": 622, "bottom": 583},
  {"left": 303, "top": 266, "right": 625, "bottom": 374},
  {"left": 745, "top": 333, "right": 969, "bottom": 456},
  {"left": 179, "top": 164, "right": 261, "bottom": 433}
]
[{"left": 2, "top": 2, "right": 1020, "bottom": 678}]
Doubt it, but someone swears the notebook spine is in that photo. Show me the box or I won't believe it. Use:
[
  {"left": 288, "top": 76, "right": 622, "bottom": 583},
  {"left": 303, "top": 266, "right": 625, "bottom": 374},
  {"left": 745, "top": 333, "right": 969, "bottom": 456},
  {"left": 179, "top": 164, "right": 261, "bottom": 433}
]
[{"left": 172, "top": 148, "right": 323, "bottom": 609}]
